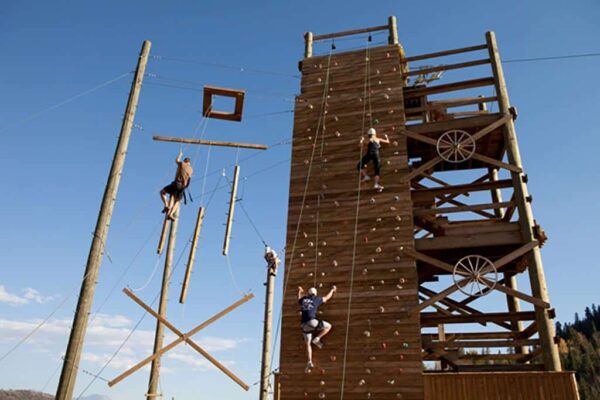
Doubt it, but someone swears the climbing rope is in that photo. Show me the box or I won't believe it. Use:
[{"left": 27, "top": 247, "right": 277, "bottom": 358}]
[{"left": 339, "top": 41, "right": 372, "bottom": 400}]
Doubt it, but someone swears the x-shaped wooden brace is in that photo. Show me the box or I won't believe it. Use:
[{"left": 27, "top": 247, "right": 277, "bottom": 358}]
[
  {"left": 108, "top": 289, "right": 254, "bottom": 390},
  {"left": 399, "top": 114, "right": 520, "bottom": 183},
  {"left": 402, "top": 240, "right": 549, "bottom": 314}
]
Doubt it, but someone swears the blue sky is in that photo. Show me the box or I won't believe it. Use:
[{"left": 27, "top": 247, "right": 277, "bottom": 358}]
[{"left": 0, "top": 1, "right": 599, "bottom": 399}]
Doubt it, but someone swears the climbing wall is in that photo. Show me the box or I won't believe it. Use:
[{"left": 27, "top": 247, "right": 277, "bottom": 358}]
[{"left": 279, "top": 45, "right": 424, "bottom": 400}]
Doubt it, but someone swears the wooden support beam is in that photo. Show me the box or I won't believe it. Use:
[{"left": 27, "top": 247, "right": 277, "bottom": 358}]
[
  {"left": 148, "top": 212, "right": 179, "bottom": 398},
  {"left": 471, "top": 114, "right": 511, "bottom": 142},
  {"left": 421, "top": 311, "right": 537, "bottom": 326},
  {"left": 487, "top": 30, "right": 561, "bottom": 370},
  {"left": 419, "top": 286, "right": 515, "bottom": 330},
  {"left": 312, "top": 24, "right": 389, "bottom": 41},
  {"left": 223, "top": 165, "right": 240, "bottom": 256},
  {"left": 471, "top": 152, "right": 523, "bottom": 173},
  {"left": 412, "top": 179, "right": 513, "bottom": 200},
  {"left": 505, "top": 272, "right": 529, "bottom": 355},
  {"left": 481, "top": 277, "right": 549, "bottom": 309},
  {"left": 415, "top": 279, "right": 469, "bottom": 313},
  {"left": 109, "top": 291, "right": 254, "bottom": 388},
  {"left": 179, "top": 207, "right": 205, "bottom": 304},
  {"left": 413, "top": 201, "right": 514, "bottom": 216},
  {"left": 304, "top": 32, "right": 313, "bottom": 58},
  {"left": 153, "top": 135, "right": 268, "bottom": 150},
  {"left": 156, "top": 217, "right": 169, "bottom": 255},
  {"left": 502, "top": 192, "right": 518, "bottom": 221},
  {"left": 388, "top": 16, "right": 399, "bottom": 45},
  {"left": 125, "top": 288, "right": 250, "bottom": 391},
  {"left": 404, "top": 77, "right": 495, "bottom": 98},
  {"left": 488, "top": 168, "right": 505, "bottom": 218},
  {"left": 458, "top": 278, "right": 506, "bottom": 306},
  {"left": 488, "top": 241, "right": 539, "bottom": 271},
  {"left": 403, "top": 44, "right": 488, "bottom": 63},
  {"left": 402, "top": 156, "right": 443, "bottom": 182},
  {"left": 398, "top": 128, "right": 438, "bottom": 146},
  {"left": 406, "top": 58, "right": 490, "bottom": 77},
  {"left": 401, "top": 247, "right": 464, "bottom": 275}
]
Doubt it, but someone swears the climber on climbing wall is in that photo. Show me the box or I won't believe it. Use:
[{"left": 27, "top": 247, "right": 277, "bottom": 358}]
[
  {"left": 358, "top": 127, "right": 390, "bottom": 192},
  {"left": 160, "top": 151, "right": 193, "bottom": 221},
  {"left": 297, "top": 285, "right": 337, "bottom": 372}
]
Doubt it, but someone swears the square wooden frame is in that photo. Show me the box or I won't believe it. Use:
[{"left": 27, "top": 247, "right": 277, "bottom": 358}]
[{"left": 202, "top": 85, "right": 245, "bottom": 122}]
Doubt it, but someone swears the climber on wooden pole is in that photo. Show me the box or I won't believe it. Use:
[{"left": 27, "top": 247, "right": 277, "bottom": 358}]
[
  {"left": 358, "top": 128, "right": 390, "bottom": 192},
  {"left": 298, "top": 285, "right": 336, "bottom": 372},
  {"left": 160, "top": 150, "right": 193, "bottom": 220}
]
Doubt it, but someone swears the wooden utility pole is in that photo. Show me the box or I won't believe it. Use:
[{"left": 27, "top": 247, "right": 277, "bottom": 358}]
[
  {"left": 259, "top": 257, "right": 277, "bottom": 400},
  {"left": 486, "top": 31, "right": 561, "bottom": 371},
  {"left": 147, "top": 212, "right": 179, "bottom": 398},
  {"left": 55, "top": 40, "right": 151, "bottom": 400}
]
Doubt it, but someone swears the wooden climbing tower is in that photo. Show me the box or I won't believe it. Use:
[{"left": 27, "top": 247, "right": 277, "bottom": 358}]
[{"left": 277, "top": 17, "right": 580, "bottom": 400}]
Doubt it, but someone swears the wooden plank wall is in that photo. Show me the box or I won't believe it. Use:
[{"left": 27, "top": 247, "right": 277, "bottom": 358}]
[
  {"left": 278, "top": 44, "right": 424, "bottom": 399},
  {"left": 424, "top": 372, "right": 580, "bottom": 400}
]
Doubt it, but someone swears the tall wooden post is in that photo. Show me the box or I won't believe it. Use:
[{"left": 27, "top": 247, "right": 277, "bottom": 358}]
[
  {"left": 259, "top": 261, "right": 277, "bottom": 400},
  {"left": 388, "top": 16, "right": 399, "bottom": 45},
  {"left": 55, "top": 40, "right": 151, "bottom": 400},
  {"left": 486, "top": 31, "right": 561, "bottom": 371},
  {"left": 147, "top": 213, "right": 179, "bottom": 398}
]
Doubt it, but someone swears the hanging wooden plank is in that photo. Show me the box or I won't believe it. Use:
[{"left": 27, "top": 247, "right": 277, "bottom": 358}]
[
  {"left": 153, "top": 135, "right": 268, "bottom": 150},
  {"left": 223, "top": 165, "right": 240, "bottom": 256},
  {"left": 179, "top": 207, "right": 206, "bottom": 304},
  {"left": 156, "top": 217, "right": 169, "bottom": 255}
]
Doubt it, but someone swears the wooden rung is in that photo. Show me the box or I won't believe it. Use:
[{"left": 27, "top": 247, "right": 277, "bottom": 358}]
[
  {"left": 223, "top": 165, "right": 240, "bottom": 256},
  {"left": 157, "top": 217, "right": 169, "bottom": 255},
  {"left": 153, "top": 135, "right": 268, "bottom": 150},
  {"left": 179, "top": 207, "right": 205, "bottom": 304},
  {"left": 403, "top": 44, "right": 488, "bottom": 63}
]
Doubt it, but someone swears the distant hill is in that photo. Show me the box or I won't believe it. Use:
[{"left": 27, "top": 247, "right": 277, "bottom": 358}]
[{"left": 0, "top": 390, "right": 112, "bottom": 400}]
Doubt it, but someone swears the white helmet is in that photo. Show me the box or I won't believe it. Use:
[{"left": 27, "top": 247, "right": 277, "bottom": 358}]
[
  {"left": 367, "top": 128, "right": 376, "bottom": 136},
  {"left": 308, "top": 287, "right": 317, "bottom": 296}
]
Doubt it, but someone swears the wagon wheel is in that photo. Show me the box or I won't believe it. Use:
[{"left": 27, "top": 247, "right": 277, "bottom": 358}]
[
  {"left": 452, "top": 255, "right": 497, "bottom": 297},
  {"left": 436, "top": 129, "right": 476, "bottom": 163}
]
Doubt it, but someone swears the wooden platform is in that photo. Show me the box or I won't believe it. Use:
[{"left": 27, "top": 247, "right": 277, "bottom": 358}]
[
  {"left": 278, "top": 44, "right": 424, "bottom": 399},
  {"left": 423, "top": 372, "right": 579, "bottom": 400}
]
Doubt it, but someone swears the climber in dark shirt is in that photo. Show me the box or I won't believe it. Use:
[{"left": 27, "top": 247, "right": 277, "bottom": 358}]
[
  {"left": 358, "top": 127, "right": 390, "bottom": 192},
  {"left": 297, "top": 285, "right": 336, "bottom": 372}
]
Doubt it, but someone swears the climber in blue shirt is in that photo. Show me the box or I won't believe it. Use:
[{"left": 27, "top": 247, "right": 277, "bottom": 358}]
[{"left": 297, "top": 285, "right": 337, "bottom": 372}]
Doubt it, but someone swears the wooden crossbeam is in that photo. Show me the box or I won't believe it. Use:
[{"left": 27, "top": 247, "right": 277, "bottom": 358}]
[
  {"left": 419, "top": 286, "right": 516, "bottom": 329},
  {"left": 470, "top": 114, "right": 511, "bottom": 142},
  {"left": 479, "top": 241, "right": 539, "bottom": 274},
  {"left": 413, "top": 201, "right": 514, "bottom": 216},
  {"left": 471, "top": 152, "right": 522, "bottom": 173},
  {"left": 480, "top": 277, "right": 549, "bottom": 309},
  {"left": 153, "top": 135, "right": 268, "bottom": 150},
  {"left": 109, "top": 290, "right": 254, "bottom": 389},
  {"left": 502, "top": 192, "right": 518, "bottom": 221},
  {"left": 398, "top": 128, "right": 438, "bottom": 146},
  {"left": 402, "top": 156, "right": 443, "bottom": 182},
  {"left": 415, "top": 279, "right": 469, "bottom": 313},
  {"left": 401, "top": 247, "right": 466, "bottom": 275}
]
